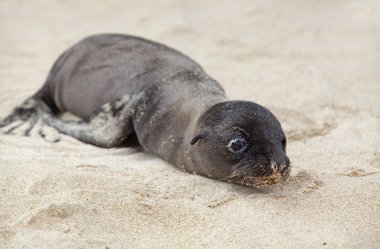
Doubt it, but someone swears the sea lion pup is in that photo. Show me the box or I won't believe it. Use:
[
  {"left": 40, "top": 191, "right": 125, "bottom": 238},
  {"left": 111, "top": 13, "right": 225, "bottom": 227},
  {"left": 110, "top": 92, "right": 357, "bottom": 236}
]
[{"left": 0, "top": 34, "right": 291, "bottom": 187}]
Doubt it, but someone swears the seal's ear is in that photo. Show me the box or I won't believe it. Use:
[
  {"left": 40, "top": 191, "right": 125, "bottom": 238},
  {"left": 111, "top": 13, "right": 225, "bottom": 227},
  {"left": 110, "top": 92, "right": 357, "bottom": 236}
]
[{"left": 190, "top": 132, "right": 208, "bottom": 145}]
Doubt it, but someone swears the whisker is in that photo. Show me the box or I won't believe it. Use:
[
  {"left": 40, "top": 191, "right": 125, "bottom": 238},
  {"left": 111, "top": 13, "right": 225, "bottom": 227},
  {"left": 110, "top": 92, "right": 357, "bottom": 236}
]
[{"left": 221, "top": 156, "right": 271, "bottom": 182}]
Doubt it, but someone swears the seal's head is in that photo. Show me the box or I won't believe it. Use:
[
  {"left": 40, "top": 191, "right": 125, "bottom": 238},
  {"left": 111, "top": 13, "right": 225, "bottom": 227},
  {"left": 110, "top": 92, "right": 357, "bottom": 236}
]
[{"left": 190, "top": 101, "right": 291, "bottom": 188}]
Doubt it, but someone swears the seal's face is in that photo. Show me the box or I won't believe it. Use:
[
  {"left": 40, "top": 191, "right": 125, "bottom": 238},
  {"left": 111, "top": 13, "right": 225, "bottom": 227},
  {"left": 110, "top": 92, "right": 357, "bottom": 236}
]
[{"left": 190, "top": 101, "right": 291, "bottom": 188}]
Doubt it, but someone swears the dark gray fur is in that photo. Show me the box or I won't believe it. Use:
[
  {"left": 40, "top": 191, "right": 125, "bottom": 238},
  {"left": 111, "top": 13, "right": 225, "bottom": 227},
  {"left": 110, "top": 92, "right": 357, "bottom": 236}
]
[{"left": 0, "top": 34, "right": 291, "bottom": 187}]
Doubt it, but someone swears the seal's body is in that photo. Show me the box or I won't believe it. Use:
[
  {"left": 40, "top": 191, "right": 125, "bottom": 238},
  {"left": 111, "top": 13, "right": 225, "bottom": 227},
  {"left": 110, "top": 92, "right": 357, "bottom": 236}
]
[{"left": 0, "top": 34, "right": 291, "bottom": 187}]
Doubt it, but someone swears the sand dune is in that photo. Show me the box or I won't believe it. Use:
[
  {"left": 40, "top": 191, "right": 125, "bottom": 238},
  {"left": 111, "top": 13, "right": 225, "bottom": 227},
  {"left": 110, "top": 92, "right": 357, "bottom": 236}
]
[{"left": 0, "top": 0, "right": 379, "bottom": 248}]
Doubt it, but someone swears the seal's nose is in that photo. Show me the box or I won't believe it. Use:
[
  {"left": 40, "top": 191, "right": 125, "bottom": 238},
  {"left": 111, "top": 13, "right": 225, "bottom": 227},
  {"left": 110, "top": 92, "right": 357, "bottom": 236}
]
[{"left": 271, "top": 153, "right": 290, "bottom": 174}]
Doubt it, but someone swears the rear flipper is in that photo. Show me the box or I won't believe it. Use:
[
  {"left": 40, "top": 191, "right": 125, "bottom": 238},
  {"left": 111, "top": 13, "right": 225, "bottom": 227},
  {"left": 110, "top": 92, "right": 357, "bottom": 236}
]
[
  {"left": 0, "top": 97, "right": 55, "bottom": 138},
  {"left": 43, "top": 96, "right": 134, "bottom": 148}
]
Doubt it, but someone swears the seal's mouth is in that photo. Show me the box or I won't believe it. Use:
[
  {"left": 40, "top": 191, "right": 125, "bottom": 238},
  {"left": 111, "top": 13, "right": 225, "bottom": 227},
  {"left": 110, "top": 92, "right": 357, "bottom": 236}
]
[
  {"left": 221, "top": 164, "right": 292, "bottom": 188},
  {"left": 237, "top": 167, "right": 291, "bottom": 188}
]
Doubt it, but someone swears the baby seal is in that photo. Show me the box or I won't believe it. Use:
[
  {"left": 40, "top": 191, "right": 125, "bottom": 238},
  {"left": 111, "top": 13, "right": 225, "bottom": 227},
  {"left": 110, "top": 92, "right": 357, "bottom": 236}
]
[{"left": 0, "top": 34, "right": 291, "bottom": 188}]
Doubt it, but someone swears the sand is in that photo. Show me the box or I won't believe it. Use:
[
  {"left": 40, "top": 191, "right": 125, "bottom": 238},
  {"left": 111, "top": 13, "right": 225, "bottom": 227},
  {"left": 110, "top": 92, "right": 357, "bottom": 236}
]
[{"left": 0, "top": 0, "right": 379, "bottom": 248}]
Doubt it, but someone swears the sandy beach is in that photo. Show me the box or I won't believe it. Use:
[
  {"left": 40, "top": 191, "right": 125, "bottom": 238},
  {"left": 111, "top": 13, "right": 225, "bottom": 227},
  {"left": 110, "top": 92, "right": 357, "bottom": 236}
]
[{"left": 0, "top": 0, "right": 379, "bottom": 248}]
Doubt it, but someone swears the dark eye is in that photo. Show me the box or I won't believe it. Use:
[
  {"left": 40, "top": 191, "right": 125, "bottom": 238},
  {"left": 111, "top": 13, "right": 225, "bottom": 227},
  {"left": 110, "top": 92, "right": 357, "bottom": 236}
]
[{"left": 227, "top": 138, "right": 247, "bottom": 153}]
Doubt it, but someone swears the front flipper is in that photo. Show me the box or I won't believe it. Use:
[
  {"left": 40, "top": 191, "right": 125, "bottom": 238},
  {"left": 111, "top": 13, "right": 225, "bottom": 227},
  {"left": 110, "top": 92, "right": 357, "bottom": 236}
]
[{"left": 43, "top": 96, "right": 134, "bottom": 148}]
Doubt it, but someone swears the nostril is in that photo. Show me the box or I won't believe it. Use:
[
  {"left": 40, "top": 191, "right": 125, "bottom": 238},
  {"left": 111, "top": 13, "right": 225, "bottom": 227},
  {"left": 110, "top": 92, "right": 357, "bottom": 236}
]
[
  {"left": 271, "top": 154, "right": 290, "bottom": 174},
  {"left": 272, "top": 163, "right": 279, "bottom": 172},
  {"left": 279, "top": 164, "right": 288, "bottom": 174},
  {"left": 280, "top": 159, "right": 291, "bottom": 173}
]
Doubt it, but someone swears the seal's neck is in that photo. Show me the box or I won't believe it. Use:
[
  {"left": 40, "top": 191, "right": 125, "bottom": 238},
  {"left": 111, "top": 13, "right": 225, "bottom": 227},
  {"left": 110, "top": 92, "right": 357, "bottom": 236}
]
[{"left": 176, "top": 96, "right": 228, "bottom": 174}]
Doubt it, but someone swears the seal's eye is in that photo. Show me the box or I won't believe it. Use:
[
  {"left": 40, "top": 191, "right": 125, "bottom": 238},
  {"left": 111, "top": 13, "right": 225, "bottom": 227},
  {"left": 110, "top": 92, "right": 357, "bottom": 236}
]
[{"left": 227, "top": 138, "right": 247, "bottom": 153}]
